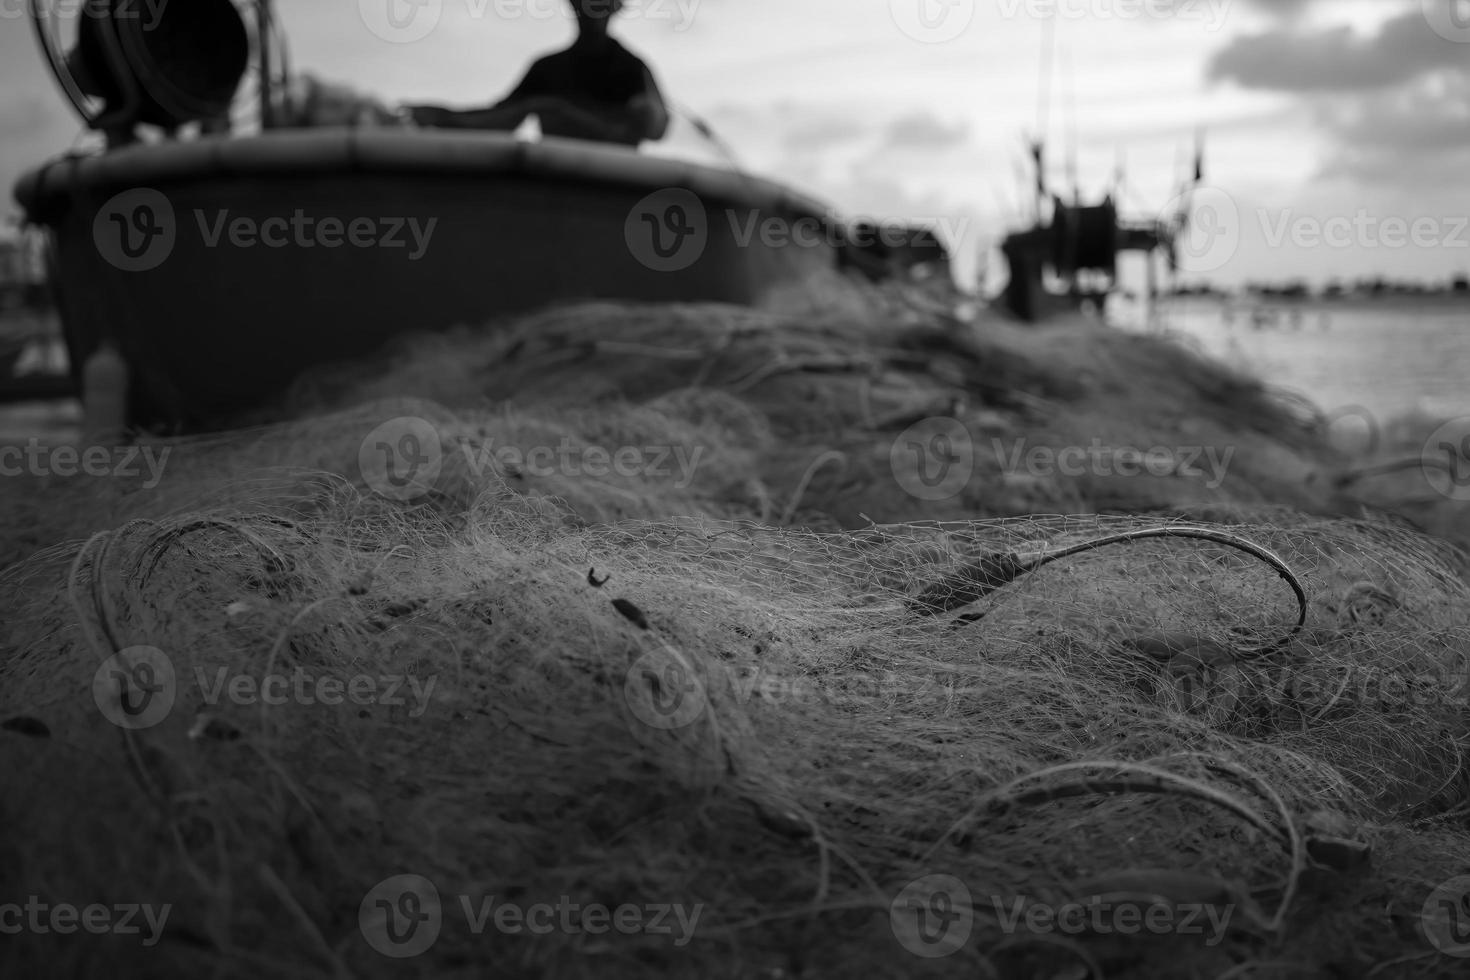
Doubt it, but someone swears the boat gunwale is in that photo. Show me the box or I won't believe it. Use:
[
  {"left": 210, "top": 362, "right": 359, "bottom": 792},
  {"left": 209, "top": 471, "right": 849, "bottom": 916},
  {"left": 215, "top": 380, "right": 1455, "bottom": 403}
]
[{"left": 13, "top": 128, "right": 839, "bottom": 227}]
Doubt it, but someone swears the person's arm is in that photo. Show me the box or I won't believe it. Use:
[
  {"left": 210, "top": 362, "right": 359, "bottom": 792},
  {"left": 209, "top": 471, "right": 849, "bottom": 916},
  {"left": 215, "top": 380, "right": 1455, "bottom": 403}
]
[
  {"left": 410, "top": 103, "right": 530, "bottom": 130},
  {"left": 407, "top": 58, "right": 547, "bottom": 130},
  {"left": 629, "top": 62, "right": 670, "bottom": 142},
  {"left": 530, "top": 99, "right": 644, "bottom": 145},
  {"left": 486, "top": 64, "right": 539, "bottom": 114}
]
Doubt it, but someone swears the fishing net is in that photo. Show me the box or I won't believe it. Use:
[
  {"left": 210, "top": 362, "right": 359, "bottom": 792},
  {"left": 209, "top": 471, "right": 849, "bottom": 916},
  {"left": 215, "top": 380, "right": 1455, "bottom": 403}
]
[{"left": 3, "top": 289, "right": 1469, "bottom": 978}]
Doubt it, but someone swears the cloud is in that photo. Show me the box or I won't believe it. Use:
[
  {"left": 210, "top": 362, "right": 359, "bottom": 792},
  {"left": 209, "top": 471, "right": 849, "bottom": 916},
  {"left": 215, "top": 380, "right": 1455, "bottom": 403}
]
[
  {"left": 1316, "top": 142, "right": 1470, "bottom": 188},
  {"left": 1208, "top": 10, "right": 1466, "bottom": 92},
  {"left": 1324, "top": 70, "right": 1470, "bottom": 149},
  {"left": 881, "top": 112, "right": 969, "bottom": 152},
  {"left": 1310, "top": 69, "right": 1470, "bottom": 189},
  {"left": 1144, "top": 0, "right": 1313, "bottom": 24},
  {"left": 1237, "top": 0, "right": 1315, "bottom": 18},
  {"left": 783, "top": 114, "right": 868, "bottom": 152},
  {"left": 705, "top": 103, "right": 970, "bottom": 158}
]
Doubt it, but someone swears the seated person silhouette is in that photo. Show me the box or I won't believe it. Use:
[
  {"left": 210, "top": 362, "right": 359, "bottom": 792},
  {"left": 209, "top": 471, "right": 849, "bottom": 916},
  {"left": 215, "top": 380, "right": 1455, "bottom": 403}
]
[{"left": 408, "top": 0, "right": 669, "bottom": 147}]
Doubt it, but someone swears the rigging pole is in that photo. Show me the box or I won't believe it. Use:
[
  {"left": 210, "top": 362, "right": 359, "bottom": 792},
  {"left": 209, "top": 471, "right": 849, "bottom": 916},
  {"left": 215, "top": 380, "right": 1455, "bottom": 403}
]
[
  {"left": 1033, "top": 13, "right": 1057, "bottom": 223},
  {"left": 258, "top": 0, "right": 274, "bottom": 129}
]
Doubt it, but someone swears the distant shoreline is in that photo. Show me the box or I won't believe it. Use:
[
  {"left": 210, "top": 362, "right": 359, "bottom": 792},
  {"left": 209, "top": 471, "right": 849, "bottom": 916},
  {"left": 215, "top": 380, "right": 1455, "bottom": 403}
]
[{"left": 1160, "top": 292, "right": 1470, "bottom": 312}]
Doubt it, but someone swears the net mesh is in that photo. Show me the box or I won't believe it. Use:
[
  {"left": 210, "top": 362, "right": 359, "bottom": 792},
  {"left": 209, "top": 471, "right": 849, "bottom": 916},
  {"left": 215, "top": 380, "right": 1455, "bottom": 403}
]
[{"left": 3, "top": 289, "right": 1469, "bottom": 978}]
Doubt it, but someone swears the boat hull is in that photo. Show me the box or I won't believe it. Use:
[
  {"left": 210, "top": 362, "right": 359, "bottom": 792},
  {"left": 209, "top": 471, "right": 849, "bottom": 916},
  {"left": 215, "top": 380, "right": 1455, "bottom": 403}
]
[{"left": 15, "top": 129, "right": 840, "bottom": 430}]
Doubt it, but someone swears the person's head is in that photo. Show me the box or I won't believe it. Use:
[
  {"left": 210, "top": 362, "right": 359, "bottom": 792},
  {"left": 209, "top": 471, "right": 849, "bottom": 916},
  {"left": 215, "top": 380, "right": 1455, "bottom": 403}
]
[{"left": 571, "top": 0, "right": 623, "bottom": 37}]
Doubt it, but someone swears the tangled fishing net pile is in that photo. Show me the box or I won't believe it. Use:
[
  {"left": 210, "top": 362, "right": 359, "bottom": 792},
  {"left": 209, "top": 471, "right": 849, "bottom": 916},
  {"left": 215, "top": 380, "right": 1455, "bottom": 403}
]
[{"left": 3, "top": 285, "right": 1469, "bottom": 979}]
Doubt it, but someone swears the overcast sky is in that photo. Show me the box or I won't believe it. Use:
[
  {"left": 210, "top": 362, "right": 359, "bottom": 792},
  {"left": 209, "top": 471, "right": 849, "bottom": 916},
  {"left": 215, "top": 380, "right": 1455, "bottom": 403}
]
[{"left": 2, "top": 0, "right": 1467, "bottom": 290}]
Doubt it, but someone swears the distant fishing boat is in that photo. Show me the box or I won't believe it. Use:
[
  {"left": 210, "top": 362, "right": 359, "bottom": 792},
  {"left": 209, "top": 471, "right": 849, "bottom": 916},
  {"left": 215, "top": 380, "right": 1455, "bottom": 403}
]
[
  {"left": 12, "top": 0, "right": 924, "bottom": 433},
  {"left": 995, "top": 19, "right": 1203, "bottom": 324},
  {"left": 995, "top": 137, "right": 1204, "bottom": 325}
]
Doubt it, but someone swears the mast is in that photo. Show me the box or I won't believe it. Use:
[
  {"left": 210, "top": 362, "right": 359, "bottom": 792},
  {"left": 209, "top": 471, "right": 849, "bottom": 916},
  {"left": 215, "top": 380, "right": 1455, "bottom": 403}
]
[
  {"left": 258, "top": 0, "right": 274, "bottom": 129},
  {"left": 1033, "top": 14, "right": 1056, "bottom": 224}
]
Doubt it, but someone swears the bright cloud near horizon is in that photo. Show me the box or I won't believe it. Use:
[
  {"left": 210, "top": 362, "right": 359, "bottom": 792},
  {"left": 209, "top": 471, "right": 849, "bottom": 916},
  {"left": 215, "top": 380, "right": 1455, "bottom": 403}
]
[{"left": 1, "top": 0, "right": 1467, "bottom": 291}]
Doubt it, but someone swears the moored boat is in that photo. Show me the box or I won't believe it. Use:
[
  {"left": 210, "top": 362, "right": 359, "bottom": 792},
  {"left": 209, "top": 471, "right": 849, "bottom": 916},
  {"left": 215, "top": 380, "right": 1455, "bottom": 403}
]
[
  {"left": 12, "top": 0, "right": 856, "bottom": 433},
  {"left": 15, "top": 129, "right": 841, "bottom": 430}
]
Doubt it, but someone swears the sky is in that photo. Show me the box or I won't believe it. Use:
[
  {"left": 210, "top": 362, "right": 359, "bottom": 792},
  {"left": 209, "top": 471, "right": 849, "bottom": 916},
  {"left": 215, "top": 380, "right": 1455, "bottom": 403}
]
[{"left": 1, "top": 0, "right": 1467, "bottom": 292}]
